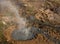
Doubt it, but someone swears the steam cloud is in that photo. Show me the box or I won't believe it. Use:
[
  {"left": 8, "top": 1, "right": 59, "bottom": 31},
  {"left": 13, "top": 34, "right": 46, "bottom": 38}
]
[{"left": 0, "top": 0, "right": 37, "bottom": 40}]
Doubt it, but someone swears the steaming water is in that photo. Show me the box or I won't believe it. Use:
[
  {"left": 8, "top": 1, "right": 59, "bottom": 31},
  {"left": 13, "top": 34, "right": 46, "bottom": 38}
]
[{"left": 0, "top": 0, "right": 36, "bottom": 40}]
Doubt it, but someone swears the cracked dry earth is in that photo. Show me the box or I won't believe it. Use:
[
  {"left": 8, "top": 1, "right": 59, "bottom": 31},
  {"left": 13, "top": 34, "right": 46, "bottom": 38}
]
[{"left": 0, "top": 0, "right": 60, "bottom": 44}]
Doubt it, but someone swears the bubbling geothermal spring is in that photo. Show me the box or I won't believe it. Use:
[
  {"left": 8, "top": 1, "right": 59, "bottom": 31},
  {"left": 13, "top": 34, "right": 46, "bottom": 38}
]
[{"left": 0, "top": 0, "right": 38, "bottom": 40}]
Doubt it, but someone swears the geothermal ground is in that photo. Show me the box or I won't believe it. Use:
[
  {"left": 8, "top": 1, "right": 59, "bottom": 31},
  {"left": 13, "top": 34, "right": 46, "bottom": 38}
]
[{"left": 0, "top": 0, "right": 60, "bottom": 44}]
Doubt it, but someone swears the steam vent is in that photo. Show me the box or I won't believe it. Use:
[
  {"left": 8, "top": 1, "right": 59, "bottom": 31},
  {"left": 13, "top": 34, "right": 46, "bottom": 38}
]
[
  {"left": 0, "top": 0, "right": 60, "bottom": 44},
  {"left": 11, "top": 27, "right": 38, "bottom": 40}
]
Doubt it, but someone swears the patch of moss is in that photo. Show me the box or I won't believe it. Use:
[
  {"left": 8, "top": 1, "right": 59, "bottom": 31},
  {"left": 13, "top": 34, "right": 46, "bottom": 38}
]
[{"left": 0, "top": 21, "right": 12, "bottom": 44}]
